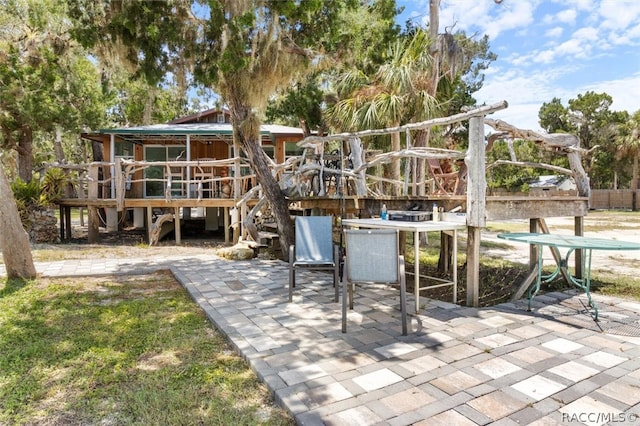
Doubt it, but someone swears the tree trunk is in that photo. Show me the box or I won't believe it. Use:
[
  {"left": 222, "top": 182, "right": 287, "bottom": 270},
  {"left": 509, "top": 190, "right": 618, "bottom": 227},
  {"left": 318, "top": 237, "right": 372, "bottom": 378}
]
[
  {"left": 91, "top": 140, "right": 104, "bottom": 162},
  {"left": 632, "top": 152, "right": 639, "bottom": 211},
  {"left": 231, "top": 106, "right": 295, "bottom": 260},
  {"left": 54, "top": 128, "right": 66, "bottom": 163},
  {"left": 0, "top": 166, "right": 37, "bottom": 279},
  {"left": 632, "top": 152, "right": 639, "bottom": 190},
  {"left": 17, "top": 126, "right": 34, "bottom": 182}
]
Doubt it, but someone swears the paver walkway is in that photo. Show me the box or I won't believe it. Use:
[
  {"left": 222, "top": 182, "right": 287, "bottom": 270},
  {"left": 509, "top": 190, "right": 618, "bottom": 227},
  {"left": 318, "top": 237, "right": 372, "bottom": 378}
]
[{"left": 3, "top": 255, "right": 640, "bottom": 425}]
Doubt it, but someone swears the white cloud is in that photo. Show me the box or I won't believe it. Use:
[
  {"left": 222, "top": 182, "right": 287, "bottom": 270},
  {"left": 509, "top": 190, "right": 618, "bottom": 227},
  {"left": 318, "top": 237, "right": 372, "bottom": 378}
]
[
  {"left": 584, "top": 73, "right": 640, "bottom": 114},
  {"left": 554, "top": 0, "right": 594, "bottom": 13},
  {"left": 398, "top": 0, "right": 640, "bottom": 131},
  {"left": 556, "top": 8, "right": 578, "bottom": 25},
  {"left": 545, "top": 26, "right": 564, "bottom": 38},
  {"left": 486, "top": 102, "right": 546, "bottom": 131},
  {"left": 597, "top": 0, "right": 640, "bottom": 30},
  {"left": 438, "top": 0, "right": 536, "bottom": 40}
]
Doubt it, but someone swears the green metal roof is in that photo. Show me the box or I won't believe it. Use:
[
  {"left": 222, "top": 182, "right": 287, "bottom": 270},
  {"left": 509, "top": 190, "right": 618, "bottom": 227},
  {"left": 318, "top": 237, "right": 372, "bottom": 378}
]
[{"left": 99, "top": 123, "right": 303, "bottom": 137}]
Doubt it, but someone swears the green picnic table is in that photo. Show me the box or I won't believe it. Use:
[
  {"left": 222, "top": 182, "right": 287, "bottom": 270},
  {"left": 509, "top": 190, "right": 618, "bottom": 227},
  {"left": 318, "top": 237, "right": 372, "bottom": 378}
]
[{"left": 497, "top": 232, "right": 640, "bottom": 320}]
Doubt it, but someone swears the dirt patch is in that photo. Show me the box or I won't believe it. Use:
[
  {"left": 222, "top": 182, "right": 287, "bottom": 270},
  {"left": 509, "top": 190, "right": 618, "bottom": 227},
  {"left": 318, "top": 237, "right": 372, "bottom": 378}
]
[
  {"left": 482, "top": 212, "right": 640, "bottom": 278},
  {"left": 22, "top": 210, "right": 640, "bottom": 309}
]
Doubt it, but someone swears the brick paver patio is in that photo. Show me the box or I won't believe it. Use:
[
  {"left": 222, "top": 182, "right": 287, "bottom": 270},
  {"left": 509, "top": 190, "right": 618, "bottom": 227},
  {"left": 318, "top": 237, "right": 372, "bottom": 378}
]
[{"left": 4, "top": 254, "right": 640, "bottom": 425}]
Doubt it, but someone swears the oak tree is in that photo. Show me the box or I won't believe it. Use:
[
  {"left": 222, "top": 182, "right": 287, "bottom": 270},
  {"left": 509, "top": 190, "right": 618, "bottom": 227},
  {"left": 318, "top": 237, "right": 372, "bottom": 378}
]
[{"left": 68, "top": 0, "right": 368, "bottom": 255}]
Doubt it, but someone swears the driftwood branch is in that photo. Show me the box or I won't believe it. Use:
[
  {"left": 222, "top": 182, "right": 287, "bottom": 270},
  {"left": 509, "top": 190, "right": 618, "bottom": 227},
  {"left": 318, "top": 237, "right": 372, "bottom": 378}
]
[
  {"left": 243, "top": 196, "right": 267, "bottom": 243},
  {"left": 487, "top": 160, "right": 573, "bottom": 175},
  {"left": 485, "top": 119, "right": 587, "bottom": 154},
  {"left": 353, "top": 147, "right": 464, "bottom": 173},
  {"left": 149, "top": 213, "right": 174, "bottom": 246},
  {"left": 299, "top": 101, "right": 508, "bottom": 147},
  {"left": 484, "top": 119, "right": 591, "bottom": 198}
]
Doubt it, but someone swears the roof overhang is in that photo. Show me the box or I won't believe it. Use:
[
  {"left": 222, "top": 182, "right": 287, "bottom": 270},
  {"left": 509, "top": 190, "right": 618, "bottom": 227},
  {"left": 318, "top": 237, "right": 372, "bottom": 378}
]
[{"left": 83, "top": 123, "right": 304, "bottom": 144}]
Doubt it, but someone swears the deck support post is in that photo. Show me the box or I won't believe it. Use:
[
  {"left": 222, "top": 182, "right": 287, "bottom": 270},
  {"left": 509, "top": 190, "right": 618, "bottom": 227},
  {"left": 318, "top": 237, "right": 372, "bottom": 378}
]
[
  {"left": 174, "top": 207, "right": 181, "bottom": 244},
  {"left": 59, "top": 206, "right": 72, "bottom": 241},
  {"left": 224, "top": 207, "right": 230, "bottom": 243},
  {"left": 529, "top": 219, "right": 539, "bottom": 271},
  {"left": 59, "top": 205, "right": 66, "bottom": 241},
  {"left": 146, "top": 206, "right": 153, "bottom": 244},
  {"left": 465, "top": 115, "right": 486, "bottom": 307},
  {"left": 466, "top": 226, "right": 480, "bottom": 307},
  {"left": 88, "top": 206, "right": 100, "bottom": 243}
]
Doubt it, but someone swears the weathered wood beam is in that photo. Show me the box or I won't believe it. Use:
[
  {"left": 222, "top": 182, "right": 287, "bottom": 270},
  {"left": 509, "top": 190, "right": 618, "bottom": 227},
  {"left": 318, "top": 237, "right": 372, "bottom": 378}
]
[
  {"left": 466, "top": 226, "right": 480, "bottom": 307},
  {"left": 485, "top": 197, "right": 589, "bottom": 221},
  {"left": 487, "top": 160, "right": 572, "bottom": 175},
  {"left": 465, "top": 115, "right": 486, "bottom": 308},
  {"left": 299, "top": 101, "right": 508, "bottom": 146}
]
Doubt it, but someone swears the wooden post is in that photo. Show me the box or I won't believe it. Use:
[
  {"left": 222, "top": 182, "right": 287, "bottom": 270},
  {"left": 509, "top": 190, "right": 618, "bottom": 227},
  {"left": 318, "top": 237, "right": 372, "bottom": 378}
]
[
  {"left": 88, "top": 206, "right": 99, "bottom": 243},
  {"left": 348, "top": 138, "right": 367, "bottom": 196},
  {"left": 115, "top": 157, "right": 124, "bottom": 212},
  {"left": 59, "top": 205, "right": 65, "bottom": 241},
  {"left": 439, "top": 232, "right": 451, "bottom": 274},
  {"left": 466, "top": 115, "right": 486, "bottom": 307},
  {"left": 64, "top": 207, "right": 72, "bottom": 240},
  {"left": 174, "top": 207, "right": 181, "bottom": 244},
  {"left": 466, "top": 227, "right": 480, "bottom": 307},
  {"left": 146, "top": 206, "right": 153, "bottom": 244},
  {"left": 224, "top": 207, "right": 230, "bottom": 243},
  {"left": 88, "top": 163, "right": 99, "bottom": 200},
  {"left": 529, "top": 218, "right": 539, "bottom": 271}
]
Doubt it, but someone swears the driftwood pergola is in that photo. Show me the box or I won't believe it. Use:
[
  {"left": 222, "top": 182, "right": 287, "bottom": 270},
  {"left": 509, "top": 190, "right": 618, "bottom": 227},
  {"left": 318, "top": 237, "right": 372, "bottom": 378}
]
[
  {"left": 289, "top": 101, "right": 510, "bottom": 305},
  {"left": 287, "top": 101, "right": 592, "bottom": 307},
  {"left": 485, "top": 119, "right": 591, "bottom": 198}
]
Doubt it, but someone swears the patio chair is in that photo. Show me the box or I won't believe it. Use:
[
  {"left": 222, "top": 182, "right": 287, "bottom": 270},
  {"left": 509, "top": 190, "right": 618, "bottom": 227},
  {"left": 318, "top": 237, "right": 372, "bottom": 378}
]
[
  {"left": 342, "top": 229, "right": 408, "bottom": 335},
  {"left": 289, "top": 216, "right": 340, "bottom": 303},
  {"left": 427, "top": 157, "right": 459, "bottom": 195}
]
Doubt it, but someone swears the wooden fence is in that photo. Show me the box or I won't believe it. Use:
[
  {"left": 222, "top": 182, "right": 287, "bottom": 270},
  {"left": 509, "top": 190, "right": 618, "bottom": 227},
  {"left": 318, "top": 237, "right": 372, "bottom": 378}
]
[{"left": 590, "top": 189, "right": 640, "bottom": 210}]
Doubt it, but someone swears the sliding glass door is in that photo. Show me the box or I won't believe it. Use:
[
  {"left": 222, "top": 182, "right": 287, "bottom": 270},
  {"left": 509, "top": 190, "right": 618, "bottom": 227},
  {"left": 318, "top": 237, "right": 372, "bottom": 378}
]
[{"left": 144, "top": 145, "right": 185, "bottom": 197}]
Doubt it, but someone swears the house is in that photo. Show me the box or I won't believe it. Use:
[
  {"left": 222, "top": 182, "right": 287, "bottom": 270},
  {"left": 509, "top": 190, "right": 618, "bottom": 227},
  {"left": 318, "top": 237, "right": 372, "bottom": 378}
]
[
  {"left": 529, "top": 175, "right": 577, "bottom": 193},
  {"left": 64, "top": 109, "right": 307, "bottom": 244},
  {"left": 80, "top": 108, "right": 305, "bottom": 199}
]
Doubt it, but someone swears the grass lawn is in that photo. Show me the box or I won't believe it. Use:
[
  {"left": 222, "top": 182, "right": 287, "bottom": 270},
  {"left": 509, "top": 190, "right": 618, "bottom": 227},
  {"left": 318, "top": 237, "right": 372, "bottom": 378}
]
[{"left": 0, "top": 271, "right": 293, "bottom": 425}]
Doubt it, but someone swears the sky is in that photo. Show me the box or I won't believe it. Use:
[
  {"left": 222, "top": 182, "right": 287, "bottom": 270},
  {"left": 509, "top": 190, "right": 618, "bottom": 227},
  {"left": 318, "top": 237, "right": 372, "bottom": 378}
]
[{"left": 396, "top": 0, "right": 640, "bottom": 131}]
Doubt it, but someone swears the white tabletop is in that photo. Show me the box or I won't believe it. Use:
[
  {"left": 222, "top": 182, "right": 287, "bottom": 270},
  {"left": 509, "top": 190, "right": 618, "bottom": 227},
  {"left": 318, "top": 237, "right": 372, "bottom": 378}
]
[{"left": 342, "top": 218, "right": 466, "bottom": 232}]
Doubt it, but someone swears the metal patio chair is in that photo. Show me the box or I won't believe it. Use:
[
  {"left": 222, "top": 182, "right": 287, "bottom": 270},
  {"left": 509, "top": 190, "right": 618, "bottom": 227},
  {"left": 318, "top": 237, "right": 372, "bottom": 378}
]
[
  {"left": 289, "top": 216, "right": 340, "bottom": 303},
  {"left": 342, "top": 229, "right": 408, "bottom": 335}
]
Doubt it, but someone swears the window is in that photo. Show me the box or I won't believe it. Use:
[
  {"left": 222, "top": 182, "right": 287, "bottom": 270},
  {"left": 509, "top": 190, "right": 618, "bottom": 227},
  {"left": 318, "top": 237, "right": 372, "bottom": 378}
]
[
  {"left": 115, "top": 141, "right": 134, "bottom": 159},
  {"left": 285, "top": 141, "right": 303, "bottom": 159}
]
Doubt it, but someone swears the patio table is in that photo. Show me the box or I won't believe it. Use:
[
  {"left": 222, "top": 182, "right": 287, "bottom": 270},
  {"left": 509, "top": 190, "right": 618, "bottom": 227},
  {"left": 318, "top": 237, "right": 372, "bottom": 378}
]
[
  {"left": 497, "top": 232, "right": 640, "bottom": 320},
  {"left": 342, "top": 218, "right": 465, "bottom": 313}
]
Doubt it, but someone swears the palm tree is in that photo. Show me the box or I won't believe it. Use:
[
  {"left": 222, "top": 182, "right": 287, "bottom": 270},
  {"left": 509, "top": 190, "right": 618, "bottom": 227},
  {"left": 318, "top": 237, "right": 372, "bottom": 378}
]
[
  {"left": 328, "top": 29, "right": 438, "bottom": 196},
  {"left": 616, "top": 110, "right": 640, "bottom": 209}
]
